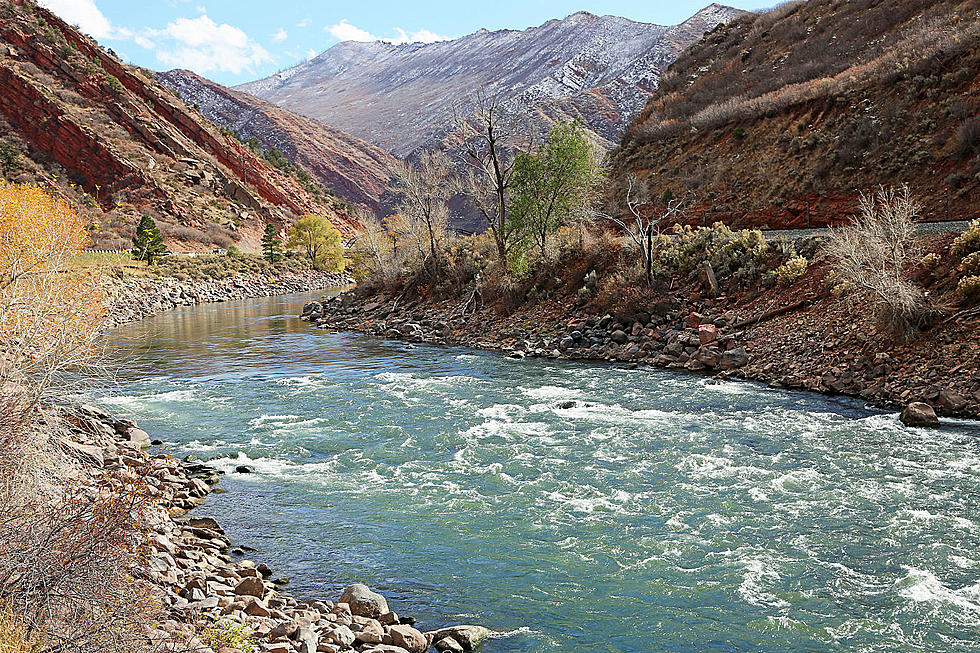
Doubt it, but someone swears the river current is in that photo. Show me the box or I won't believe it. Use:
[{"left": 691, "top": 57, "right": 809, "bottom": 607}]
[{"left": 99, "top": 291, "right": 980, "bottom": 652}]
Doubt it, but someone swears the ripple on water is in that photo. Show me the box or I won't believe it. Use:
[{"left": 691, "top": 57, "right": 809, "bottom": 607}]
[{"left": 99, "top": 294, "right": 980, "bottom": 653}]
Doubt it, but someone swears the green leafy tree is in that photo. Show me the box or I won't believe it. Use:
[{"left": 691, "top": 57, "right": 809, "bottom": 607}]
[
  {"left": 262, "top": 223, "right": 283, "bottom": 262},
  {"left": 287, "top": 214, "right": 345, "bottom": 272},
  {"left": 131, "top": 214, "right": 167, "bottom": 264},
  {"left": 507, "top": 121, "right": 599, "bottom": 272}
]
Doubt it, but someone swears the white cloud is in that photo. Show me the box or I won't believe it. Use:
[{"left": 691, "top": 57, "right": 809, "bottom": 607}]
[
  {"left": 324, "top": 19, "right": 452, "bottom": 45},
  {"left": 150, "top": 14, "right": 272, "bottom": 75},
  {"left": 39, "top": 0, "right": 128, "bottom": 40},
  {"left": 296, "top": 17, "right": 312, "bottom": 28},
  {"left": 325, "top": 19, "right": 377, "bottom": 42},
  {"left": 272, "top": 28, "right": 287, "bottom": 42}
]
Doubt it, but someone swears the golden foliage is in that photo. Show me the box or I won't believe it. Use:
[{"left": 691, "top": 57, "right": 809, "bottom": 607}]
[{"left": 0, "top": 181, "right": 108, "bottom": 406}]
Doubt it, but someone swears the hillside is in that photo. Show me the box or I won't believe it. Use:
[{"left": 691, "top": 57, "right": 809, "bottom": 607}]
[
  {"left": 611, "top": 0, "right": 980, "bottom": 228},
  {"left": 236, "top": 5, "right": 744, "bottom": 159},
  {"left": 0, "top": 0, "right": 357, "bottom": 251},
  {"left": 156, "top": 70, "right": 399, "bottom": 217}
]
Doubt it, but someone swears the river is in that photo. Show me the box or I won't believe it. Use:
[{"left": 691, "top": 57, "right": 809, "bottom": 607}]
[{"left": 99, "top": 291, "right": 980, "bottom": 652}]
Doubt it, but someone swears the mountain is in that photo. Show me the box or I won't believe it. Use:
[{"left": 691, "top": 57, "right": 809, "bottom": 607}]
[
  {"left": 611, "top": 0, "right": 980, "bottom": 228},
  {"left": 157, "top": 70, "right": 399, "bottom": 217},
  {"left": 0, "top": 0, "right": 356, "bottom": 251},
  {"left": 236, "top": 5, "right": 744, "bottom": 158}
]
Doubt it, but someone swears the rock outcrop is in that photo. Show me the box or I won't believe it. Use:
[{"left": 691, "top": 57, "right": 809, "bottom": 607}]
[
  {"left": 0, "top": 0, "right": 357, "bottom": 251},
  {"left": 157, "top": 70, "right": 399, "bottom": 217}
]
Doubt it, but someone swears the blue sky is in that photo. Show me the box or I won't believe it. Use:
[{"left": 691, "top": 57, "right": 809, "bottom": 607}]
[{"left": 39, "top": 0, "right": 761, "bottom": 86}]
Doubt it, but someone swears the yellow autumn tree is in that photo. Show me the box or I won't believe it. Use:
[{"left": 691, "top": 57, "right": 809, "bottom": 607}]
[
  {"left": 0, "top": 181, "right": 108, "bottom": 410},
  {"left": 286, "top": 214, "right": 346, "bottom": 272}
]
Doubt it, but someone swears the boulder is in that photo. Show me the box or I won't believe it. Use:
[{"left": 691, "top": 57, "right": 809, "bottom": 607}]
[
  {"left": 698, "top": 324, "right": 719, "bottom": 344},
  {"left": 900, "top": 402, "right": 939, "bottom": 427},
  {"left": 427, "top": 625, "right": 491, "bottom": 651},
  {"left": 339, "top": 584, "right": 389, "bottom": 618},
  {"left": 610, "top": 330, "right": 628, "bottom": 344},
  {"left": 233, "top": 577, "right": 265, "bottom": 598},
  {"left": 719, "top": 347, "right": 749, "bottom": 370},
  {"left": 386, "top": 625, "right": 427, "bottom": 653},
  {"left": 435, "top": 637, "right": 465, "bottom": 653}
]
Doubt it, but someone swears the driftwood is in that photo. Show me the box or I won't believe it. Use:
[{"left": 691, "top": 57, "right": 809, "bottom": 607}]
[
  {"left": 702, "top": 261, "right": 719, "bottom": 296},
  {"left": 732, "top": 298, "right": 809, "bottom": 329},
  {"left": 943, "top": 305, "right": 980, "bottom": 324}
]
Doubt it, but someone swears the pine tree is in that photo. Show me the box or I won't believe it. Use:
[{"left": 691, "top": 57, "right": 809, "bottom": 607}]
[
  {"left": 262, "top": 223, "right": 283, "bottom": 263},
  {"left": 131, "top": 215, "right": 167, "bottom": 264}
]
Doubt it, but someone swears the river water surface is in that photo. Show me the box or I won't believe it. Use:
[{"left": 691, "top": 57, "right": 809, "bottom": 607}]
[{"left": 101, "top": 291, "right": 980, "bottom": 652}]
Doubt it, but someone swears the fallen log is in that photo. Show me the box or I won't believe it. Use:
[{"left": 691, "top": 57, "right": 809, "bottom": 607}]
[{"left": 732, "top": 298, "right": 809, "bottom": 329}]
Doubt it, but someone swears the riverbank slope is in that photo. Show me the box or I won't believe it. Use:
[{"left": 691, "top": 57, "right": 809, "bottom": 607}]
[{"left": 304, "top": 267, "right": 980, "bottom": 420}]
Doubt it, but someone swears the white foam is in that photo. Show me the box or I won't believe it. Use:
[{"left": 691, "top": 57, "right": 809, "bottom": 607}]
[
  {"left": 897, "top": 566, "right": 980, "bottom": 616},
  {"left": 521, "top": 385, "right": 583, "bottom": 401},
  {"left": 738, "top": 558, "right": 789, "bottom": 608}
]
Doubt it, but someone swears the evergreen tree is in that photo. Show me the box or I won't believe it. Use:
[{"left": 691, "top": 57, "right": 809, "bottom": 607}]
[
  {"left": 131, "top": 215, "right": 166, "bottom": 264},
  {"left": 262, "top": 223, "right": 283, "bottom": 263}
]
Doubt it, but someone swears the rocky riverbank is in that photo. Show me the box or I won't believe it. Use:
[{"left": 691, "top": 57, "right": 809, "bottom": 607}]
[
  {"left": 63, "top": 402, "right": 491, "bottom": 653},
  {"left": 301, "top": 289, "right": 980, "bottom": 421},
  {"left": 105, "top": 270, "right": 354, "bottom": 328}
]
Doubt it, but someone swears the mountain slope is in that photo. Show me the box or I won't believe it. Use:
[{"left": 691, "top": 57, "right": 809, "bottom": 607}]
[
  {"left": 611, "top": 0, "right": 980, "bottom": 228},
  {"left": 157, "top": 70, "right": 399, "bottom": 216},
  {"left": 237, "top": 5, "right": 743, "bottom": 158},
  {"left": 0, "top": 0, "right": 356, "bottom": 251}
]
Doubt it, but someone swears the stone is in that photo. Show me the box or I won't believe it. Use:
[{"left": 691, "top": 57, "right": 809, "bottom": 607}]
[
  {"left": 234, "top": 577, "right": 265, "bottom": 598},
  {"left": 427, "top": 626, "right": 491, "bottom": 651},
  {"left": 243, "top": 597, "right": 271, "bottom": 617},
  {"left": 235, "top": 465, "right": 255, "bottom": 473},
  {"left": 386, "top": 625, "right": 427, "bottom": 653},
  {"left": 719, "top": 347, "right": 749, "bottom": 370},
  {"left": 325, "top": 625, "right": 355, "bottom": 648},
  {"left": 257, "top": 563, "right": 273, "bottom": 578},
  {"left": 900, "top": 402, "right": 939, "bottom": 427},
  {"left": 125, "top": 427, "right": 151, "bottom": 445},
  {"left": 610, "top": 330, "right": 628, "bottom": 344},
  {"left": 339, "top": 584, "right": 389, "bottom": 618},
  {"left": 434, "top": 637, "right": 465, "bottom": 653},
  {"left": 296, "top": 626, "right": 319, "bottom": 653},
  {"left": 698, "top": 324, "right": 719, "bottom": 344}
]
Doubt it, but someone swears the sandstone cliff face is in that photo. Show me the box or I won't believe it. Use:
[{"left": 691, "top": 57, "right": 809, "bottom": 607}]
[
  {"left": 0, "top": 0, "right": 356, "bottom": 250},
  {"left": 611, "top": 0, "right": 980, "bottom": 228},
  {"left": 236, "top": 5, "right": 744, "bottom": 158},
  {"left": 156, "top": 69, "right": 398, "bottom": 217}
]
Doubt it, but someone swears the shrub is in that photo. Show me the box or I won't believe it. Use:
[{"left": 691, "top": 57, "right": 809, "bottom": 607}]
[
  {"left": 226, "top": 244, "right": 242, "bottom": 258},
  {"left": 775, "top": 255, "right": 808, "bottom": 285},
  {"left": 955, "top": 117, "right": 980, "bottom": 158},
  {"left": 920, "top": 252, "right": 940, "bottom": 269},
  {"left": 200, "top": 620, "right": 257, "bottom": 653},
  {"left": 0, "top": 141, "right": 20, "bottom": 172},
  {"left": 824, "top": 185, "right": 931, "bottom": 339},
  {"left": 958, "top": 275, "right": 980, "bottom": 301},
  {"left": 961, "top": 251, "right": 980, "bottom": 275},
  {"left": 105, "top": 74, "right": 124, "bottom": 93},
  {"left": 659, "top": 222, "right": 769, "bottom": 287},
  {"left": 951, "top": 220, "right": 980, "bottom": 258}
]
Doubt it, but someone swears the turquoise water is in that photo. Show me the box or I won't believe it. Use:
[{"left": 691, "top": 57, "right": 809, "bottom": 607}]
[{"left": 102, "top": 292, "right": 980, "bottom": 652}]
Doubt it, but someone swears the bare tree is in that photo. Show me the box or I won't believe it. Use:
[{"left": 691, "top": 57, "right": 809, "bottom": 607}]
[
  {"left": 391, "top": 151, "right": 452, "bottom": 274},
  {"left": 596, "top": 174, "right": 688, "bottom": 286},
  {"left": 454, "top": 89, "right": 532, "bottom": 264},
  {"left": 825, "top": 184, "right": 931, "bottom": 339}
]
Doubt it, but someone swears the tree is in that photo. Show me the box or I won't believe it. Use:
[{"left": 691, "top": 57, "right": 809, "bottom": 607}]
[
  {"left": 261, "top": 223, "right": 283, "bottom": 262},
  {"left": 507, "top": 121, "right": 600, "bottom": 270},
  {"left": 455, "top": 89, "right": 530, "bottom": 265},
  {"left": 131, "top": 214, "right": 166, "bottom": 264},
  {"left": 597, "top": 174, "right": 688, "bottom": 286},
  {"left": 391, "top": 151, "right": 452, "bottom": 274},
  {"left": 287, "top": 214, "right": 346, "bottom": 272}
]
